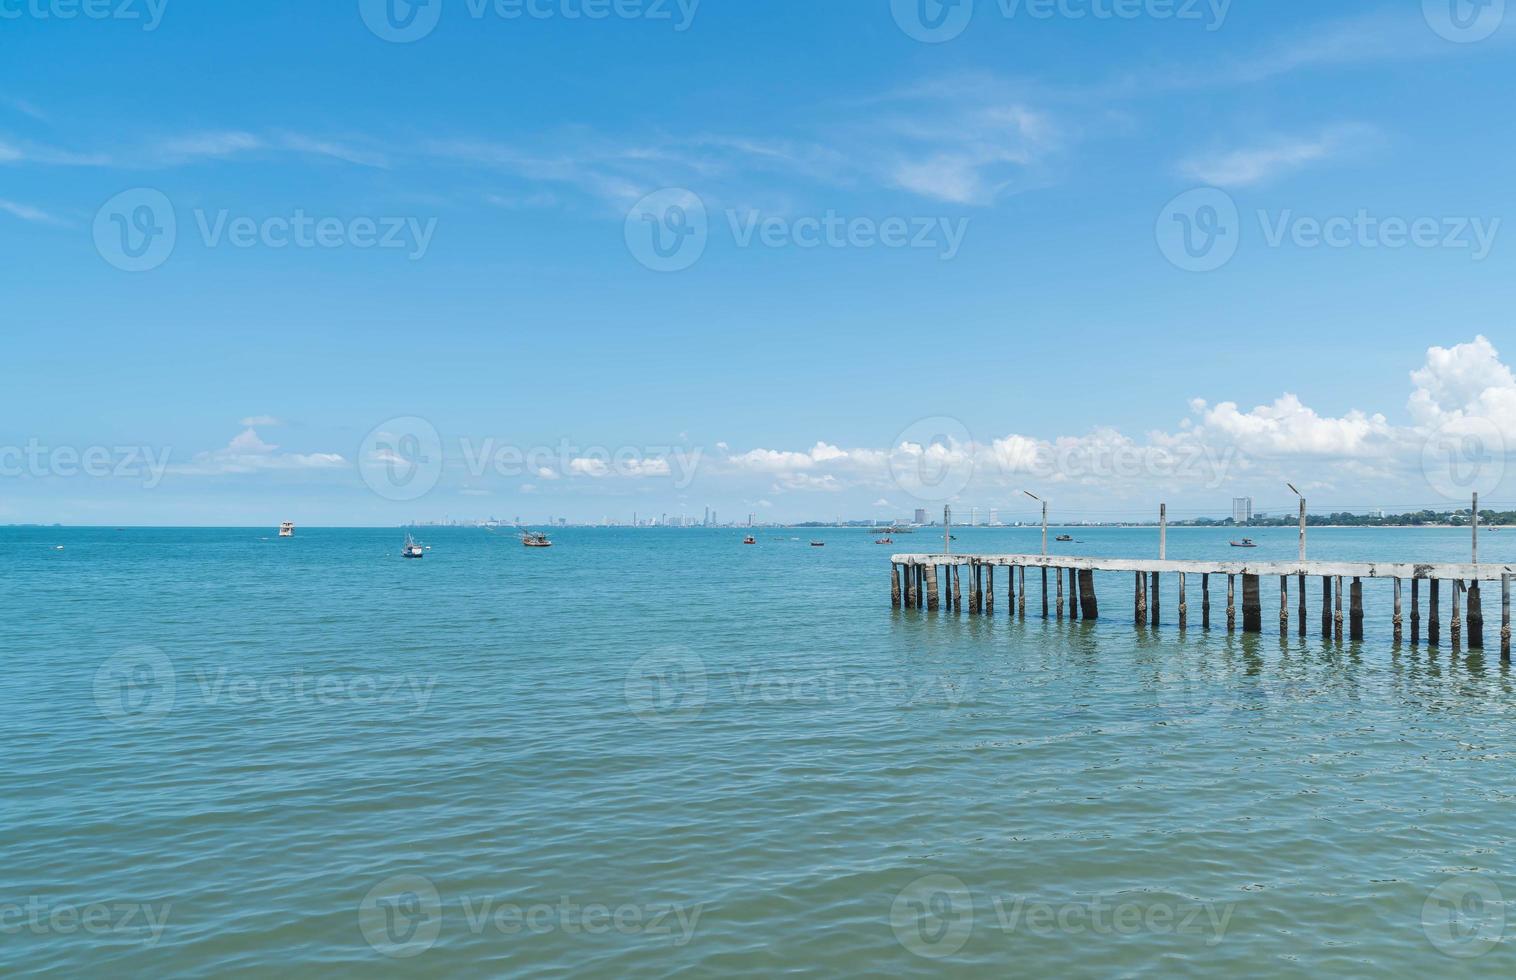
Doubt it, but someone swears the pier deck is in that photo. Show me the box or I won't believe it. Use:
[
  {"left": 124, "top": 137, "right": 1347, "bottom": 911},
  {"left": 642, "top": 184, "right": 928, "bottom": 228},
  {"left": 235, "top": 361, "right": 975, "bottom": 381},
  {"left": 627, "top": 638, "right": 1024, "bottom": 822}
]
[{"left": 889, "top": 552, "right": 1514, "bottom": 658}]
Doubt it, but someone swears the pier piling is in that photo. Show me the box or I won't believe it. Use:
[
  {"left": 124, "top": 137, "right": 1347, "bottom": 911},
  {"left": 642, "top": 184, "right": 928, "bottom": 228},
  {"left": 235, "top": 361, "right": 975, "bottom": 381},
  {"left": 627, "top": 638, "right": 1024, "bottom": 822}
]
[
  {"left": 985, "top": 566, "right": 994, "bottom": 616},
  {"left": 1242, "top": 574, "right": 1261, "bottom": 633},
  {"left": 1056, "top": 568, "right": 1065, "bottom": 620},
  {"left": 1334, "top": 576, "right": 1344, "bottom": 642},
  {"left": 1178, "top": 572, "right": 1188, "bottom": 631},
  {"left": 1393, "top": 578, "right": 1403, "bottom": 644},
  {"left": 1226, "top": 574, "right": 1235, "bottom": 631},
  {"left": 1202, "top": 573, "right": 1211, "bottom": 629},
  {"left": 891, "top": 564, "right": 901, "bottom": 608},
  {"left": 1041, "top": 568, "right": 1049, "bottom": 618},
  {"left": 1411, "top": 578, "right": 1421, "bottom": 645},
  {"left": 1502, "top": 574, "right": 1511, "bottom": 661},
  {"left": 1321, "top": 576, "right": 1332, "bottom": 639},
  {"left": 1069, "top": 567, "right": 1080, "bottom": 620},
  {"left": 952, "top": 565, "right": 961, "bottom": 612},
  {"left": 1135, "top": 571, "right": 1146, "bottom": 626},
  {"left": 1468, "top": 580, "right": 1483, "bottom": 650},
  {"left": 1350, "top": 577, "right": 1364, "bottom": 641},
  {"left": 1079, "top": 569, "right": 1097, "bottom": 620},
  {"left": 1429, "top": 579, "right": 1441, "bottom": 646},
  {"left": 1280, "top": 575, "right": 1289, "bottom": 636},
  {"left": 1297, "top": 573, "right": 1307, "bottom": 638},
  {"left": 926, "top": 565, "right": 939, "bottom": 611},
  {"left": 1151, "top": 572, "right": 1161, "bottom": 627},
  {"left": 1451, "top": 581, "right": 1463, "bottom": 650}
]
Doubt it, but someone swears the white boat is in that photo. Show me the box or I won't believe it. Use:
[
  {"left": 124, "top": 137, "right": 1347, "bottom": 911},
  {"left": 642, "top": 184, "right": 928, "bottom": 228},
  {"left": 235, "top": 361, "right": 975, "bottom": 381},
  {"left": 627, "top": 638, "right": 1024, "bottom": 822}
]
[
  {"left": 403, "top": 533, "right": 425, "bottom": 559},
  {"left": 279, "top": 522, "right": 295, "bottom": 537}
]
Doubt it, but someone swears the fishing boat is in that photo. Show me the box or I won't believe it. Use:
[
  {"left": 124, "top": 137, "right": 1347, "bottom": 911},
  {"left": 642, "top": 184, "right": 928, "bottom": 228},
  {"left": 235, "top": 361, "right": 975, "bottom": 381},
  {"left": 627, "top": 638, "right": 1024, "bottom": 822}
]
[
  {"left": 402, "top": 533, "right": 425, "bottom": 559},
  {"left": 743, "top": 535, "right": 757, "bottom": 545},
  {"left": 1230, "top": 538, "right": 1258, "bottom": 548},
  {"left": 810, "top": 541, "right": 825, "bottom": 547},
  {"left": 521, "top": 530, "right": 553, "bottom": 548},
  {"left": 875, "top": 536, "right": 894, "bottom": 545},
  {"left": 1055, "top": 534, "right": 1073, "bottom": 542},
  {"left": 279, "top": 522, "right": 295, "bottom": 538}
]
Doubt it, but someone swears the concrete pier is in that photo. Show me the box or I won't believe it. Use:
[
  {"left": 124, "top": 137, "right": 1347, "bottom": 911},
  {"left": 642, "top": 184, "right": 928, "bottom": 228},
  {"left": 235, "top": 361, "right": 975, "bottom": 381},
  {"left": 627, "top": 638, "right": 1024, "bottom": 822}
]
[{"left": 890, "top": 553, "right": 1510, "bottom": 640}]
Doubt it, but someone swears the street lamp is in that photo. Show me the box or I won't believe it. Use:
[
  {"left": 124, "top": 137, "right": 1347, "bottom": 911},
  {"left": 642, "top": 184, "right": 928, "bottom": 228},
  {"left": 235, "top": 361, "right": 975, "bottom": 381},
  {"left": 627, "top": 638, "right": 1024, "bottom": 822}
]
[
  {"left": 1024, "top": 490, "right": 1047, "bottom": 556},
  {"left": 1288, "top": 482, "right": 1306, "bottom": 562}
]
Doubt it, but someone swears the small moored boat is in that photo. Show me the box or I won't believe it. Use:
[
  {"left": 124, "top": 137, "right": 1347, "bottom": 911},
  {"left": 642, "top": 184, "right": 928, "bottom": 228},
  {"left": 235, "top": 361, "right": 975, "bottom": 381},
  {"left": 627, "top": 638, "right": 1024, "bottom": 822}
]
[
  {"left": 279, "top": 522, "right": 295, "bottom": 538},
  {"left": 743, "top": 535, "right": 756, "bottom": 545},
  {"left": 1230, "top": 538, "right": 1258, "bottom": 548},
  {"left": 403, "top": 533, "right": 425, "bottom": 559},
  {"left": 1055, "top": 534, "right": 1073, "bottom": 542},
  {"left": 810, "top": 541, "right": 825, "bottom": 547},
  {"left": 521, "top": 530, "right": 553, "bottom": 548},
  {"left": 875, "top": 536, "right": 893, "bottom": 545}
]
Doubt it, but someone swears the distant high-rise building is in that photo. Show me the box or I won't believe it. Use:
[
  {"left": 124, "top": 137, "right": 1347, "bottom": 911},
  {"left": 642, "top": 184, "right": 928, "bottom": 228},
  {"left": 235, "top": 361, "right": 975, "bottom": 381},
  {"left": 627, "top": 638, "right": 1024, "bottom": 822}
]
[
  {"left": 1232, "top": 497, "right": 1253, "bottom": 525},
  {"left": 913, "top": 508, "right": 928, "bottom": 525},
  {"left": 989, "top": 508, "right": 1000, "bottom": 526}
]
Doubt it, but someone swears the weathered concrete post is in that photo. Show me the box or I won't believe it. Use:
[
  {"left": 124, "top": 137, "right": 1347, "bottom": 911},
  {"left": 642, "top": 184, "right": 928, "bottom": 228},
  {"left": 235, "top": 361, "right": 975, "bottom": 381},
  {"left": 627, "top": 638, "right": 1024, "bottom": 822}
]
[
  {"left": 1334, "top": 576, "right": 1344, "bottom": 642},
  {"left": 1451, "top": 581, "right": 1463, "bottom": 649},
  {"left": 969, "top": 562, "right": 980, "bottom": 614},
  {"left": 1178, "top": 572, "right": 1188, "bottom": 631},
  {"left": 1018, "top": 567, "right": 1027, "bottom": 618},
  {"left": 1242, "top": 574, "right": 1262, "bottom": 633},
  {"left": 1067, "top": 567, "right": 1078, "bottom": 619},
  {"left": 1280, "top": 575, "right": 1289, "bottom": 636},
  {"left": 1202, "top": 573, "right": 1211, "bottom": 629},
  {"left": 1393, "top": 578, "right": 1403, "bottom": 644},
  {"left": 985, "top": 566, "right": 994, "bottom": 616},
  {"left": 1135, "top": 571, "right": 1146, "bottom": 626},
  {"left": 921, "top": 565, "right": 930, "bottom": 610},
  {"left": 1055, "top": 567, "right": 1065, "bottom": 620},
  {"left": 926, "top": 564, "right": 940, "bottom": 611},
  {"left": 1079, "top": 569, "right": 1097, "bottom": 620},
  {"left": 891, "top": 563, "right": 902, "bottom": 608},
  {"left": 1007, "top": 563, "right": 1015, "bottom": 613},
  {"left": 1297, "top": 572, "right": 1307, "bottom": 638},
  {"left": 904, "top": 563, "right": 915, "bottom": 608},
  {"left": 952, "top": 564, "right": 962, "bottom": 612},
  {"left": 1041, "top": 568, "right": 1049, "bottom": 618},
  {"left": 1502, "top": 574, "right": 1511, "bottom": 661},
  {"left": 1429, "top": 579, "right": 1441, "bottom": 646},
  {"left": 1411, "top": 578, "right": 1420, "bottom": 645},
  {"left": 1321, "top": 576, "right": 1332, "bottom": 639},
  {"left": 1226, "top": 574, "right": 1236, "bottom": 631},
  {"left": 1349, "top": 577, "right": 1363, "bottom": 641},
  {"left": 1468, "top": 579, "right": 1483, "bottom": 650},
  {"left": 1151, "top": 572, "right": 1160, "bottom": 627}
]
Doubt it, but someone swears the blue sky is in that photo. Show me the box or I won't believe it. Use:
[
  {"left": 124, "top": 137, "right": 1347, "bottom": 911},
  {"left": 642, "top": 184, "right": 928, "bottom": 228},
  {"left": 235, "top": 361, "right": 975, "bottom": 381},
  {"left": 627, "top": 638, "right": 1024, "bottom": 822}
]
[{"left": 4, "top": 0, "right": 1515, "bottom": 525}]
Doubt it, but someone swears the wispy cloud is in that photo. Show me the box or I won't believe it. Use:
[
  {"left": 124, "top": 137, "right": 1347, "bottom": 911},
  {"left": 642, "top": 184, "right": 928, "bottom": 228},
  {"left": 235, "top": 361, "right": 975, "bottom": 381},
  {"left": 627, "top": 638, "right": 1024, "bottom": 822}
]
[
  {"left": 172, "top": 427, "right": 346, "bottom": 476},
  {"left": 1179, "top": 124, "right": 1377, "bottom": 187},
  {"left": 0, "top": 199, "right": 64, "bottom": 225}
]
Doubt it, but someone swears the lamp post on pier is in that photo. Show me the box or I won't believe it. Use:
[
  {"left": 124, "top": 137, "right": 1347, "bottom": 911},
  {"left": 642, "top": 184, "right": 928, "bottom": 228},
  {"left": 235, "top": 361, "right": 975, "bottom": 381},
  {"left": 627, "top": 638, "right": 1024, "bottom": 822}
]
[
  {"left": 1024, "top": 490, "right": 1046, "bottom": 555},
  {"left": 1288, "top": 482, "right": 1306, "bottom": 562}
]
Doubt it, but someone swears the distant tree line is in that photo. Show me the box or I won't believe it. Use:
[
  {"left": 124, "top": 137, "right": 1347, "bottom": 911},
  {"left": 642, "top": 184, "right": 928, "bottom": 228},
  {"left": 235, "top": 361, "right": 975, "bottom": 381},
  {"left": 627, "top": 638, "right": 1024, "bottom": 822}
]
[{"left": 1176, "top": 509, "right": 1507, "bottom": 528}]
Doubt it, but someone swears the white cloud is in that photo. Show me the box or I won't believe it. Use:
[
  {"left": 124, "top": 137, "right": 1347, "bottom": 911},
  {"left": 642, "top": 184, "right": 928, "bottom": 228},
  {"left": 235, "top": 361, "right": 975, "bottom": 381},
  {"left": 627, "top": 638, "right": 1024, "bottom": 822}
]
[
  {"left": 1180, "top": 125, "right": 1375, "bottom": 188},
  {"left": 0, "top": 199, "right": 63, "bottom": 225},
  {"left": 239, "top": 415, "right": 283, "bottom": 427},
  {"left": 173, "top": 427, "right": 346, "bottom": 476}
]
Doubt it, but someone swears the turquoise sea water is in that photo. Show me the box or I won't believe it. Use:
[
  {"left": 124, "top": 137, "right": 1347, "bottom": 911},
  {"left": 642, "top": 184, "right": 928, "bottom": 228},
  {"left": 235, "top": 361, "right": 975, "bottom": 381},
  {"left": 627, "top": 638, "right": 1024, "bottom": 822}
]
[{"left": 3, "top": 525, "right": 1514, "bottom": 976}]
